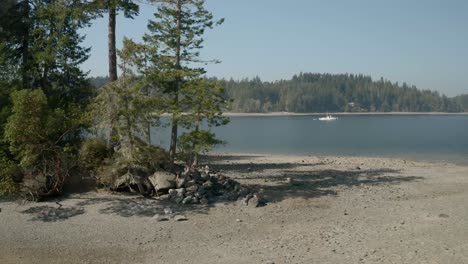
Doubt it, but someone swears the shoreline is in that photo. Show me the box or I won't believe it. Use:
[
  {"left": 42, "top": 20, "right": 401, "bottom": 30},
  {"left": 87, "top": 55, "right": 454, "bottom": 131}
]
[
  {"left": 223, "top": 111, "right": 468, "bottom": 116},
  {"left": 1, "top": 153, "right": 468, "bottom": 263},
  {"left": 210, "top": 151, "right": 468, "bottom": 166}
]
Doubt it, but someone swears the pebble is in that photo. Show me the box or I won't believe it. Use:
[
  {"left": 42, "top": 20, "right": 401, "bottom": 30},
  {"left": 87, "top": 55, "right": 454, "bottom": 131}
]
[
  {"left": 174, "top": 215, "right": 188, "bottom": 221},
  {"left": 438, "top": 213, "right": 449, "bottom": 218},
  {"left": 153, "top": 214, "right": 169, "bottom": 222}
]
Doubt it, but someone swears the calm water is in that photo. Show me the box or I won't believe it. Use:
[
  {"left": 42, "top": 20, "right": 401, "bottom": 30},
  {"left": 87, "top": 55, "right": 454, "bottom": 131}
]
[{"left": 151, "top": 115, "right": 468, "bottom": 165}]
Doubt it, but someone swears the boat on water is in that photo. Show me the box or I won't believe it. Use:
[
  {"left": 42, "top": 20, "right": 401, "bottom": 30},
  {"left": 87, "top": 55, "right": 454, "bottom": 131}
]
[{"left": 318, "top": 114, "right": 338, "bottom": 121}]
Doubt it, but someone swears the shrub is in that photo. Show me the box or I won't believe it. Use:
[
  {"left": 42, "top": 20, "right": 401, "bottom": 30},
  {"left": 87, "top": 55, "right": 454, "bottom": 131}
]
[
  {"left": 178, "top": 130, "right": 224, "bottom": 166},
  {"left": 0, "top": 151, "right": 19, "bottom": 195},
  {"left": 79, "top": 138, "right": 110, "bottom": 173}
]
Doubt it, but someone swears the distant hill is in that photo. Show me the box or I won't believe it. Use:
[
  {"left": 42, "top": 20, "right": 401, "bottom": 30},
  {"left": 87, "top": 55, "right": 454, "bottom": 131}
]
[
  {"left": 88, "top": 73, "right": 465, "bottom": 113},
  {"left": 88, "top": 76, "right": 110, "bottom": 89},
  {"left": 220, "top": 73, "right": 463, "bottom": 113}
]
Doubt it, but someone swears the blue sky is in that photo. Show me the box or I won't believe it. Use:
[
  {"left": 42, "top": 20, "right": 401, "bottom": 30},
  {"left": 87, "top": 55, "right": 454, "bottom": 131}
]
[{"left": 81, "top": 0, "right": 468, "bottom": 96}]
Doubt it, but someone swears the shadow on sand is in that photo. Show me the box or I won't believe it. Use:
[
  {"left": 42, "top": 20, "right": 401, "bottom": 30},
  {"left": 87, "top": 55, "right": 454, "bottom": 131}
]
[
  {"left": 20, "top": 203, "right": 85, "bottom": 222},
  {"left": 20, "top": 155, "right": 423, "bottom": 222}
]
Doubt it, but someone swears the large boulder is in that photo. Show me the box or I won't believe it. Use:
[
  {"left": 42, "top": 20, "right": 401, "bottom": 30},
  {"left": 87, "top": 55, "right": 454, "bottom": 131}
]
[{"left": 148, "top": 171, "right": 177, "bottom": 194}]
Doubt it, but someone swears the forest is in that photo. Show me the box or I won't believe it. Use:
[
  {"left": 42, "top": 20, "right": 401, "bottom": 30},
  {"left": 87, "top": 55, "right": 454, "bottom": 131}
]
[
  {"left": 219, "top": 74, "right": 465, "bottom": 113},
  {"left": 0, "top": 0, "right": 227, "bottom": 199}
]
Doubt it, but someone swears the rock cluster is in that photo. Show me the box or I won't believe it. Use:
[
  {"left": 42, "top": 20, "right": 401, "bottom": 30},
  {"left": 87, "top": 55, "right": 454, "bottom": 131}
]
[{"left": 149, "top": 166, "right": 262, "bottom": 206}]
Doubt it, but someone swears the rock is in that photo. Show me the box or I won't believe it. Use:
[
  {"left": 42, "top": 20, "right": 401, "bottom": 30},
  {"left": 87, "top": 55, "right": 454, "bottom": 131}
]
[
  {"left": 164, "top": 208, "right": 174, "bottom": 215},
  {"left": 153, "top": 214, "right": 169, "bottom": 222},
  {"left": 248, "top": 195, "right": 261, "bottom": 208},
  {"left": 176, "top": 175, "right": 186, "bottom": 189},
  {"left": 239, "top": 197, "right": 250, "bottom": 206},
  {"left": 200, "top": 197, "right": 209, "bottom": 204},
  {"left": 148, "top": 171, "right": 176, "bottom": 193},
  {"left": 218, "top": 174, "right": 226, "bottom": 182},
  {"left": 237, "top": 187, "right": 250, "bottom": 197},
  {"left": 356, "top": 166, "right": 361, "bottom": 170},
  {"left": 182, "top": 196, "right": 193, "bottom": 204},
  {"left": 197, "top": 185, "right": 207, "bottom": 195},
  {"left": 236, "top": 219, "right": 242, "bottom": 222},
  {"left": 185, "top": 180, "right": 196, "bottom": 188},
  {"left": 175, "top": 196, "right": 184, "bottom": 204},
  {"left": 191, "top": 170, "right": 202, "bottom": 181},
  {"left": 204, "top": 165, "right": 210, "bottom": 174},
  {"left": 158, "top": 194, "right": 170, "bottom": 201},
  {"left": 202, "top": 181, "right": 213, "bottom": 188},
  {"left": 174, "top": 215, "right": 187, "bottom": 221},
  {"left": 176, "top": 188, "right": 186, "bottom": 196}
]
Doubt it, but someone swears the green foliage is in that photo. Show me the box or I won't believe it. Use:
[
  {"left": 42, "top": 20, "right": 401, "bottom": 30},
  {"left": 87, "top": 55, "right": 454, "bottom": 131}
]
[
  {"left": 4, "top": 89, "right": 83, "bottom": 199},
  {"left": 222, "top": 73, "right": 463, "bottom": 113},
  {"left": 178, "top": 130, "right": 224, "bottom": 165},
  {"left": 79, "top": 138, "right": 110, "bottom": 173},
  {"left": 89, "top": 39, "right": 166, "bottom": 190},
  {"left": 5, "top": 89, "right": 48, "bottom": 167},
  {"left": 180, "top": 79, "right": 230, "bottom": 128},
  {"left": 0, "top": 150, "right": 19, "bottom": 195},
  {"left": 95, "top": 138, "right": 169, "bottom": 190},
  {"left": 143, "top": 0, "right": 225, "bottom": 160}
]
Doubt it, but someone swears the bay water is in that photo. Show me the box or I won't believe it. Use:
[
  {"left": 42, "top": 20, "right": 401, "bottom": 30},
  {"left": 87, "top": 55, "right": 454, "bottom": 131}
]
[{"left": 151, "top": 115, "right": 468, "bottom": 165}]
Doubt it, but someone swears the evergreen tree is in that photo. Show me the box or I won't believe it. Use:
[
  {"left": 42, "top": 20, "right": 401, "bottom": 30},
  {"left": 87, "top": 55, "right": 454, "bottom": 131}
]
[
  {"left": 179, "top": 79, "right": 229, "bottom": 166},
  {"left": 0, "top": 0, "right": 95, "bottom": 197},
  {"left": 144, "top": 0, "right": 224, "bottom": 162}
]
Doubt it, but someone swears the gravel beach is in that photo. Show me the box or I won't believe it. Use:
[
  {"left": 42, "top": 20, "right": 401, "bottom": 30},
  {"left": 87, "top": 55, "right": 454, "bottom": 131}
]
[{"left": 1, "top": 153, "right": 467, "bottom": 264}]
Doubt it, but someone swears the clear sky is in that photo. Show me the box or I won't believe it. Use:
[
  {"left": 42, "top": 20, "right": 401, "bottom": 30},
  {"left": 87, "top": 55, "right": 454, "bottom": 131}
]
[{"left": 81, "top": 0, "right": 468, "bottom": 96}]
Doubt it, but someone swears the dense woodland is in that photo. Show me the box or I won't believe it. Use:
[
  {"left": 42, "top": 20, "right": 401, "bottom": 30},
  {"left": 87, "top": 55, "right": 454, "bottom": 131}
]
[
  {"left": 220, "top": 74, "right": 465, "bottom": 113},
  {"left": 0, "top": 0, "right": 227, "bottom": 198}
]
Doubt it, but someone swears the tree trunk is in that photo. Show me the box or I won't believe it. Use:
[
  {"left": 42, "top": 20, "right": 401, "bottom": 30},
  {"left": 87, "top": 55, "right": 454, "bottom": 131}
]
[
  {"left": 21, "top": 0, "right": 30, "bottom": 89},
  {"left": 191, "top": 124, "right": 200, "bottom": 167},
  {"left": 108, "top": 1, "right": 118, "bottom": 148},
  {"left": 169, "top": 0, "right": 182, "bottom": 163},
  {"left": 108, "top": 2, "right": 117, "bottom": 82}
]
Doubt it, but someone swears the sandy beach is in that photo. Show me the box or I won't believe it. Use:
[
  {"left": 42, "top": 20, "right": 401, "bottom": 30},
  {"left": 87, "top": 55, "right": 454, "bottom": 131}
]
[{"left": 1, "top": 153, "right": 467, "bottom": 264}]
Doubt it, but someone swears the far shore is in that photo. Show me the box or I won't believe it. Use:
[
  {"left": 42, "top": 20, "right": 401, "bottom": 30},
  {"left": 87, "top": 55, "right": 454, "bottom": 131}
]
[{"left": 223, "top": 111, "right": 468, "bottom": 116}]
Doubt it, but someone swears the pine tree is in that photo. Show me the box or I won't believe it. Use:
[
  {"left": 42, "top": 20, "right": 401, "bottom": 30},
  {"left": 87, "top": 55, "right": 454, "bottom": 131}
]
[
  {"left": 144, "top": 0, "right": 224, "bottom": 162},
  {"left": 179, "top": 79, "right": 229, "bottom": 166}
]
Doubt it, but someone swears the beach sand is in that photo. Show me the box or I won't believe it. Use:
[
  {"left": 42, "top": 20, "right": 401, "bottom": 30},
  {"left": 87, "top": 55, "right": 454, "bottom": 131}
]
[{"left": 1, "top": 153, "right": 467, "bottom": 263}]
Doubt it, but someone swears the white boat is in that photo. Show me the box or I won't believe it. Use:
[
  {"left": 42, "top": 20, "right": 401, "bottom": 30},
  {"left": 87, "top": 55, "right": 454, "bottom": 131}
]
[{"left": 318, "top": 114, "right": 338, "bottom": 121}]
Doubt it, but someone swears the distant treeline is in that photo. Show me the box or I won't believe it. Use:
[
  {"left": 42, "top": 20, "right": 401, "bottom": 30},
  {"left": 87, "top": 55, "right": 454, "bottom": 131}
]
[
  {"left": 89, "top": 73, "right": 467, "bottom": 113},
  {"left": 454, "top": 94, "right": 468, "bottom": 112}
]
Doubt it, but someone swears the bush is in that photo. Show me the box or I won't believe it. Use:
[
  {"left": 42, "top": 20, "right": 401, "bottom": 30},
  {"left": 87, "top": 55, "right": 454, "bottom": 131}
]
[
  {"left": 79, "top": 138, "right": 110, "bottom": 173},
  {"left": 4, "top": 89, "right": 82, "bottom": 200},
  {"left": 178, "top": 130, "right": 224, "bottom": 166},
  {"left": 92, "top": 138, "right": 170, "bottom": 193},
  {"left": 0, "top": 151, "right": 19, "bottom": 195}
]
